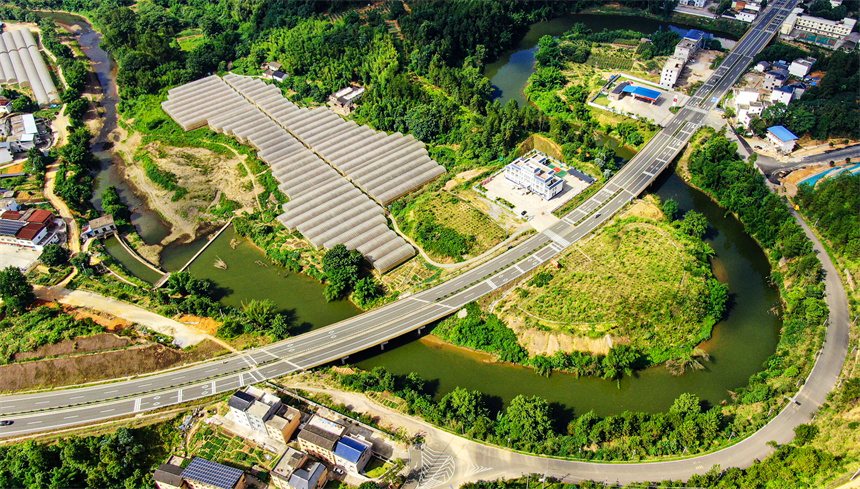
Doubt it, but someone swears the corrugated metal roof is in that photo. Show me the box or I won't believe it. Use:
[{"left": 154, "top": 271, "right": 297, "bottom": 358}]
[
  {"left": 622, "top": 85, "right": 661, "bottom": 101},
  {"left": 768, "top": 125, "right": 798, "bottom": 142}
]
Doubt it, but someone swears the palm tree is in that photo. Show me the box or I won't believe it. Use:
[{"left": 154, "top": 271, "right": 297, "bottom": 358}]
[{"left": 666, "top": 348, "right": 711, "bottom": 376}]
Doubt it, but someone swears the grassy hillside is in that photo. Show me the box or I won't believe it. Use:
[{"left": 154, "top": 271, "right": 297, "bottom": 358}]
[{"left": 504, "top": 208, "right": 725, "bottom": 364}]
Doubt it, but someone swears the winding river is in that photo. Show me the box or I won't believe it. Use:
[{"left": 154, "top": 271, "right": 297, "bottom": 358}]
[{"left": 43, "top": 12, "right": 781, "bottom": 418}]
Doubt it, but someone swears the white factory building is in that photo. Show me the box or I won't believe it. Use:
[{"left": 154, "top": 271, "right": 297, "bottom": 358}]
[{"left": 504, "top": 151, "right": 564, "bottom": 201}]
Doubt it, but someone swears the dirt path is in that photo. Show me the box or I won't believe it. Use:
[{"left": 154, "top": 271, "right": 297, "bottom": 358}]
[
  {"left": 34, "top": 286, "right": 208, "bottom": 347},
  {"left": 390, "top": 216, "right": 530, "bottom": 269},
  {"left": 43, "top": 163, "right": 81, "bottom": 254},
  {"left": 210, "top": 141, "right": 262, "bottom": 211}
]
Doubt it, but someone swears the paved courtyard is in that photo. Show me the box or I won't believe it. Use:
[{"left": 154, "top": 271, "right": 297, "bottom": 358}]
[
  {"left": 482, "top": 171, "right": 592, "bottom": 232},
  {"left": 0, "top": 244, "right": 41, "bottom": 271}
]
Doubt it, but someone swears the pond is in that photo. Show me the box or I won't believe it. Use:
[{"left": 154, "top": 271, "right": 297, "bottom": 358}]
[{"left": 182, "top": 226, "right": 361, "bottom": 332}]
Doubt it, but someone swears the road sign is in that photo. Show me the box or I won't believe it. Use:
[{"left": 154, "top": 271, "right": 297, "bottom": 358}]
[{"left": 712, "top": 96, "right": 718, "bottom": 104}]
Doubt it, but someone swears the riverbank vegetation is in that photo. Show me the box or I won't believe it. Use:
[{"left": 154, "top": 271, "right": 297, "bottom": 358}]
[
  {"left": 795, "top": 172, "right": 860, "bottom": 320},
  {"left": 327, "top": 365, "right": 726, "bottom": 460}
]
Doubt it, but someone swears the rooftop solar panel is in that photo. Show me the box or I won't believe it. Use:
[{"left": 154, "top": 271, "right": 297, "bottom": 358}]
[
  {"left": 181, "top": 457, "right": 243, "bottom": 489},
  {"left": 0, "top": 218, "right": 26, "bottom": 237}
]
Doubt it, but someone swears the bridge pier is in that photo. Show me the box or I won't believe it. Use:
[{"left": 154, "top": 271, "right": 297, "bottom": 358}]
[
  {"left": 340, "top": 356, "right": 349, "bottom": 365},
  {"left": 417, "top": 327, "right": 424, "bottom": 335},
  {"left": 380, "top": 341, "right": 388, "bottom": 351}
]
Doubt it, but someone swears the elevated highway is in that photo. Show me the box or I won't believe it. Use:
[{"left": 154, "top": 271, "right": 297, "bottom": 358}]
[{"left": 4, "top": 2, "right": 848, "bottom": 484}]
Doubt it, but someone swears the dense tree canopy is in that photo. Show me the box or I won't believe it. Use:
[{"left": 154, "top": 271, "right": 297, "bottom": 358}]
[{"left": 0, "top": 266, "right": 35, "bottom": 313}]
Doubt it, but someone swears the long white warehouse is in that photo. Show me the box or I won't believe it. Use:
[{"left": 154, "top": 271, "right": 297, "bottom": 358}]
[
  {"left": 0, "top": 29, "right": 60, "bottom": 107},
  {"left": 161, "top": 75, "right": 415, "bottom": 273}
]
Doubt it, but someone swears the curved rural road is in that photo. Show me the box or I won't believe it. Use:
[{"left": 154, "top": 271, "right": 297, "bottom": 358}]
[{"left": 3, "top": 0, "right": 850, "bottom": 484}]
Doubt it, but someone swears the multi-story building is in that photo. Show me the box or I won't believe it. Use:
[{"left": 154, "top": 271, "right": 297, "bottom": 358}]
[
  {"left": 737, "top": 101, "right": 767, "bottom": 128},
  {"left": 736, "top": 9, "right": 757, "bottom": 22},
  {"left": 334, "top": 435, "right": 373, "bottom": 474},
  {"left": 770, "top": 86, "right": 795, "bottom": 105},
  {"left": 288, "top": 462, "right": 327, "bottom": 489},
  {"left": 789, "top": 57, "right": 816, "bottom": 77},
  {"left": 767, "top": 125, "right": 799, "bottom": 153},
  {"left": 673, "top": 38, "right": 700, "bottom": 60},
  {"left": 794, "top": 15, "right": 856, "bottom": 38},
  {"left": 82, "top": 215, "right": 117, "bottom": 239},
  {"left": 763, "top": 69, "right": 790, "bottom": 90},
  {"left": 271, "top": 448, "right": 309, "bottom": 489},
  {"left": 228, "top": 386, "right": 283, "bottom": 435},
  {"left": 265, "top": 406, "right": 301, "bottom": 444},
  {"left": 297, "top": 416, "right": 347, "bottom": 465},
  {"left": 660, "top": 57, "right": 685, "bottom": 88},
  {"left": 182, "top": 457, "right": 246, "bottom": 489},
  {"left": 154, "top": 457, "right": 245, "bottom": 489},
  {"left": 154, "top": 463, "right": 188, "bottom": 489},
  {"left": 504, "top": 151, "right": 564, "bottom": 201}
]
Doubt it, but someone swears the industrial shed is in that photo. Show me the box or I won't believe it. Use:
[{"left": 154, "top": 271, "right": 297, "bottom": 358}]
[
  {"left": 0, "top": 29, "right": 60, "bottom": 107},
  {"left": 221, "top": 74, "right": 446, "bottom": 206},
  {"left": 161, "top": 75, "right": 415, "bottom": 272}
]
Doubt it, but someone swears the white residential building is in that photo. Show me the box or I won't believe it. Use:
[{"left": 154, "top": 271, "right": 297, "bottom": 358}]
[
  {"left": 504, "top": 151, "right": 564, "bottom": 200},
  {"left": 228, "top": 386, "right": 283, "bottom": 435},
  {"left": 660, "top": 57, "right": 685, "bottom": 88},
  {"left": 737, "top": 102, "right": 766, "bottom": 128},
  {"left": 333, "top": 435, "right": 373, "bottom": 474},
  {"left": 763, "top": 69, "right": 790, "bottom": 90},
  {"left": 767, "top": 125, "right": 799, "bottom": 153},
  {"left": 737, "top": 10, "right": 757, "bottom": 22},
  {"left": 673, "top": 38, "right": 700, "bottom": 61},
  {"left": 735, "top": 89, "right": 762, "bottom": 106},
  {"left": 789, "top": 57, "right": 816, "bottom": 77},
  {"left": 795, "top": 15, "right": 857, "bottom": 38},
  {"left": 770, "top": 86, "right": 794, "bottom": 105}
]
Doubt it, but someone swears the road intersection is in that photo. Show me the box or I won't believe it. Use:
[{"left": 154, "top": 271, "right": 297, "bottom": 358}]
[{"left": 3, "top": 0, "right": 851, "bottom": 484}]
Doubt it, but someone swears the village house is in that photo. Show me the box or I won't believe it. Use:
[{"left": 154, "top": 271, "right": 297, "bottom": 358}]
[{"left": 81, "top": 215, "right": 117, "bottom": 239}]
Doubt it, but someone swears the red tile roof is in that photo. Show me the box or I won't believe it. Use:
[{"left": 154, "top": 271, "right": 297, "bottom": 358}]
[
  {"left": 1, "top": 211, "right": 22, "bottom": 220},
  {"left": 26, "top": 209, "right": 54, "bottom": 225},
  {"left": 16, "top": 222, "right": 44, "bottom": 241}
]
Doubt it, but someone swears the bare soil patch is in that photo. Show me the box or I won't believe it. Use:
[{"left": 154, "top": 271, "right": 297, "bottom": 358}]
[
  {"left": 12, "top": 333, "right": 133, "bottom": 362},
  {"left": 64, "top": 305, "right": 132, "bottom": 331},
  {"left": 178, "top": 314, "right": 221, "bottom": 335},
  {"left": 111, "top": 127, "right": 259, "bottom": 247},
  {"left": 0, "top": 339, "right": 227, "bottom": 392}
]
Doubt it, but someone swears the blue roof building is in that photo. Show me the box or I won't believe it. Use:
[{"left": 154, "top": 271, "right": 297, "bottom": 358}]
[
  {"left": 684, "top": 29, "right": 706, "bottom": 42},
  {"left": 767, "top": 125, "right": 799, "bottom": 153},
  {"left": 334, "top": 435, "right": 373, "bottom": 473},
  {"left": 621, "top": 85, "right": 662, "bottom": 103}
]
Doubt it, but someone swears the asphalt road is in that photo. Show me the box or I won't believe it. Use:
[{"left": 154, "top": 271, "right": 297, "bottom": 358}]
[{"left": 5, "top": 0, "right": 849, "bottom": 483}]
